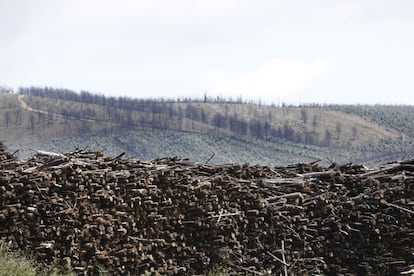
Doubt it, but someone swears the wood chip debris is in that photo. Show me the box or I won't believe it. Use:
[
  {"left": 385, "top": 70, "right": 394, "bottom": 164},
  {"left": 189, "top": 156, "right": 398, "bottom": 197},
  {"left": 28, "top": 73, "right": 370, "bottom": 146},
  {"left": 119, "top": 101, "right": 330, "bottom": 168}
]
[{"left": 0, "top": 150, "right": 413, "bottom": 274}]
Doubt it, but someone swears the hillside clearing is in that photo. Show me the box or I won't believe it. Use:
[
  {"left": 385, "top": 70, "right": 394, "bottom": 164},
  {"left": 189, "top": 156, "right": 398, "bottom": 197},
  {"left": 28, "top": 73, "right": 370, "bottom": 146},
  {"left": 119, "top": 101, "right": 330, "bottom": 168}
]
[{"left": 1, "top": 89, "right": 412, "bottom": 165}]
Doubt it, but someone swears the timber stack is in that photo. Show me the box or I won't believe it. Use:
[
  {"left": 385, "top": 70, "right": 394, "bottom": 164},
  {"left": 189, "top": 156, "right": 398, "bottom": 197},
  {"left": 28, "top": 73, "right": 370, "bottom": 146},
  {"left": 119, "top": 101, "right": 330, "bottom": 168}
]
[{"left": 0, "top": 149, "right": 413, "bottom": 275}]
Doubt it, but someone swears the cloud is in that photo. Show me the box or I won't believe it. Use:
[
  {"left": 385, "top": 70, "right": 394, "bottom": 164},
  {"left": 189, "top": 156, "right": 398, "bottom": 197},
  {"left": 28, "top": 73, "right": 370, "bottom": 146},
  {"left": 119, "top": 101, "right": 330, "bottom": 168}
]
[
  {"left": 332, "top": 1, "right": 366, "bottom": 19},
  {"left": 52, "top": 0, "right": 252, "bottom": 26},
  {"left": 200, "top": 57, "right": 335, "bottom": 103}
]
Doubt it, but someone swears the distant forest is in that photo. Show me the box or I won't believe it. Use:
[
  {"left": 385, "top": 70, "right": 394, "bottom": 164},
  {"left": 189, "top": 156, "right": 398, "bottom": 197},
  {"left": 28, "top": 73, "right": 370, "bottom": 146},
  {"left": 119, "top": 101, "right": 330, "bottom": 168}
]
[
  {"left": 5, "top": 86, "right": 413, "bottom": 149},
  {"left": 11, "top": 86, "right": 336, "bottom": 147}
]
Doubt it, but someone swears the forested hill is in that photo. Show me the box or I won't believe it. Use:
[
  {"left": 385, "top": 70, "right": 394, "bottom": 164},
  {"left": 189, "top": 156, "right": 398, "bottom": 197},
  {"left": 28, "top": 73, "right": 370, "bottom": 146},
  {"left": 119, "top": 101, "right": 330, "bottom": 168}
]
[{"left": 1, "top": 86, "right": 413, "bottom": 165}]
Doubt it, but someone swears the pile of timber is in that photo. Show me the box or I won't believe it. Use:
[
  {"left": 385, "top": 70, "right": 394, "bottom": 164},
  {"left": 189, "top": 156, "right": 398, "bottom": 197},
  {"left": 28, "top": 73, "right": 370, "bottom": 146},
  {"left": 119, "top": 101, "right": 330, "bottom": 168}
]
[
  {"left": 0, "top": 145, "right": 17, "bottom": 170},
  {"left": 0, "top": 150, "right": 413, "bottom": 275}
]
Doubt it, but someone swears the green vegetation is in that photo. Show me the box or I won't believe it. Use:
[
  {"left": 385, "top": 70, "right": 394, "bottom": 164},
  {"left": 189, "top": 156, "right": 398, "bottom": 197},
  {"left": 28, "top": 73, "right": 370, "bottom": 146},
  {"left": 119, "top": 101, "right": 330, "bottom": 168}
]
[
  {"left": 0, "top": 240, "right": 75, "bottom": 276},
  {"left": 0, "top": 241, "right": 36, "bottom": 276},
  {"left": 0, "top": 239, "right": 232, "bottom": 275}
]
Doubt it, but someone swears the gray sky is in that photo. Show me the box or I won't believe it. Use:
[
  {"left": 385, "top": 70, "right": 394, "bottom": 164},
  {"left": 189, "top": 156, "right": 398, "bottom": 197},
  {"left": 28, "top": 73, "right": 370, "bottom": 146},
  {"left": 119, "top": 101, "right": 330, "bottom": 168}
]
[{"left": 1, "top": 0, "right": 414, "bottom": 104}]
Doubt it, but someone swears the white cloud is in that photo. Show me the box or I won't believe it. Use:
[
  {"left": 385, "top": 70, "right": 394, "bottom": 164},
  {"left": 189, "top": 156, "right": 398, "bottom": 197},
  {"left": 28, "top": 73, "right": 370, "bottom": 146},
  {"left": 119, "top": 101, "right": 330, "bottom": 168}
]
[
  {"left": 53, "top": 0, "right": 252, "bottom": 25},
  {"left": 200, "top": 57, "right": 335, "bottom": 103},
  {"left": 1, "top": 1, "right": 413, "bottom": 104},
  {"left": 332, "top": 1, "right": 366, "bottom": 19}
]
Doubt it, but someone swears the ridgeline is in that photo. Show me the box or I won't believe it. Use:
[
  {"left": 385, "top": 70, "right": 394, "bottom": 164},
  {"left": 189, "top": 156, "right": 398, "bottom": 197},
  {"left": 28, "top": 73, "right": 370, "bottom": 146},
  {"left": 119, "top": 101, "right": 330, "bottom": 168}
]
[{"left": 1, "top": 86, "right": 414, "bottom": 165}]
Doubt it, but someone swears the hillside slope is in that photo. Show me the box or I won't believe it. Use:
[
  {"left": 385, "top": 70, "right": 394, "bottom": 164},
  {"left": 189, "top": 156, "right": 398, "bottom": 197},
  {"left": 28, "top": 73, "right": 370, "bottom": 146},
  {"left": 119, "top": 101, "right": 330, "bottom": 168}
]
[{"left": 0, "top": 88, "right": 412, "bottom": 165}]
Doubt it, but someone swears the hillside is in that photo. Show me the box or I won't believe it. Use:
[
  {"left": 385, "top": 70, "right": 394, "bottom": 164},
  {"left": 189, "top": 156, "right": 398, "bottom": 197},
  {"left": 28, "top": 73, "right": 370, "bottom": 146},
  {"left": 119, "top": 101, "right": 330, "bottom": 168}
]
[{"left": 0, "top": 87, "right": 413, "bottom": 165}]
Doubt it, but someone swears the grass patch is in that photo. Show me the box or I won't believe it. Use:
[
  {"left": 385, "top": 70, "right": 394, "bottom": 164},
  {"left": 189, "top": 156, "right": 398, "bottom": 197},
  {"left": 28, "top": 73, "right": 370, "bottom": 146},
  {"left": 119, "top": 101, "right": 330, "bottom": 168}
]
[
  {"left": 0, "top": 241, "right": 74, "bottom": 276},
  {"left": 0, "top": 241, "right": 36, "bottom": 276}
]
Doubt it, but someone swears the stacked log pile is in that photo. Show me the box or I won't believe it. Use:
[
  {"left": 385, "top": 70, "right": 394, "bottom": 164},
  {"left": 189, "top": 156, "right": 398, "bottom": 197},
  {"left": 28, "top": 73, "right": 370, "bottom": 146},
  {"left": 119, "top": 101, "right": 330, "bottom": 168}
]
[
  {"left": 0, "top": 143, "right": 17, "bottom": 170},
  {"left": 0, "top": 150, "right": 413, "bottom": 275}
]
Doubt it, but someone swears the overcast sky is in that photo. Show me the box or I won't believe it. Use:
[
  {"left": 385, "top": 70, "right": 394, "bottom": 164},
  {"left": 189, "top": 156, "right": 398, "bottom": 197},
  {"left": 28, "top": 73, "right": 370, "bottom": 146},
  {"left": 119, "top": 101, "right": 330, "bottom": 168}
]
[{"left": 1, "top": 0, "right": 414, "bottom": 104}]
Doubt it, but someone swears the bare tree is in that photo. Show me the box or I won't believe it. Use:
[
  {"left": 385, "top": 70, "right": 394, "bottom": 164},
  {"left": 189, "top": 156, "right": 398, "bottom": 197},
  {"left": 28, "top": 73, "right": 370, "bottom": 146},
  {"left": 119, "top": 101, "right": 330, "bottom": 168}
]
[
  {"left": 323, "top": 129, "right": 332, "bottom": 147},
  {"left": 312, "top": 115, "right": 318, "bottom": 131},
  {"left": 351, "top": 126, "right": 358, "bottom": 140},
  {"left": 336, "top": 123, "right": 342, "bottom": 139},
  {"left": 15, "top": 110, "right": 22, "bottom": 124},
  {"left": 4, "top": 111, "right": 10, "bottom": 128},
  {"left": 301, "top": 108, "right": 308, "bottom": 125},
  {"left": 28, "top": 114, "right": 35, "bottom": 134}
]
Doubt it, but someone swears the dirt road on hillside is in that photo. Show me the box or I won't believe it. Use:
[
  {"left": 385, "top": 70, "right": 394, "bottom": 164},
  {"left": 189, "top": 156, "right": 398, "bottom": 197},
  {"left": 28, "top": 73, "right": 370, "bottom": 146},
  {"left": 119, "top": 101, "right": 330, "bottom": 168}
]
[{"left": 17, "top": 95, "right": 48, "bottom": 114}]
